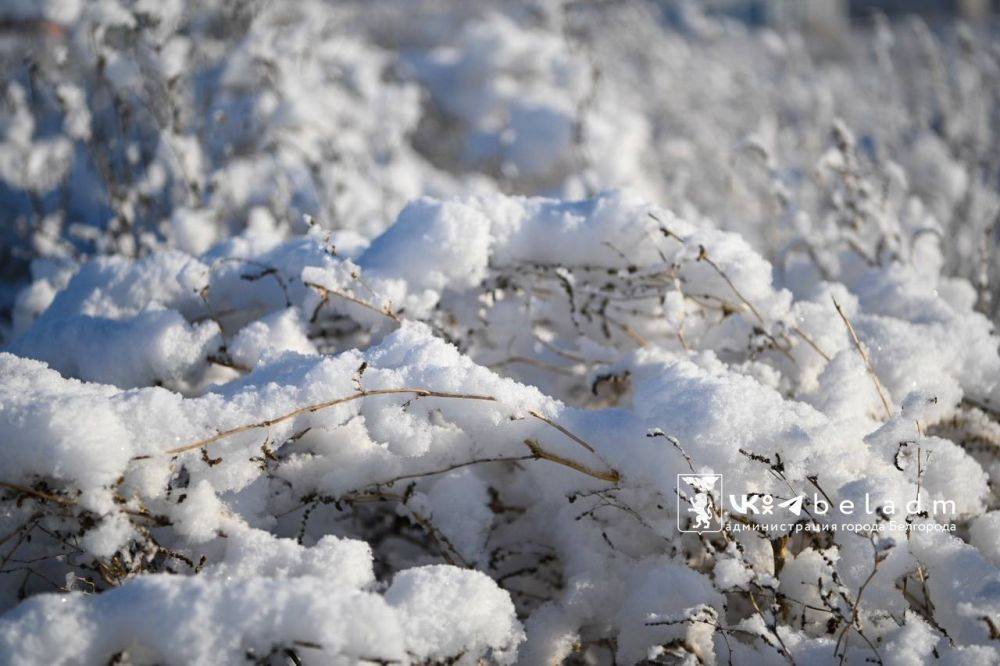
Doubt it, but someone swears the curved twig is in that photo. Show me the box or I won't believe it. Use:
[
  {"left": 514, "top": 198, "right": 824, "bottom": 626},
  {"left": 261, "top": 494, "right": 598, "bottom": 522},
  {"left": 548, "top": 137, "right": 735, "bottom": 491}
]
[{"left": 148, "top": 388, "right": 620, "bottom": 483}]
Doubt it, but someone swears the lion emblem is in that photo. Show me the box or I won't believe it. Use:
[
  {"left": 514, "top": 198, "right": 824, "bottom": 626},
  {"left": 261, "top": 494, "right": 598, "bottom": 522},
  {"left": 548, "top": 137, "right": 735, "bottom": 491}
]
[{"left": 680, "top": 474, "right": 719, "bottom": 530}]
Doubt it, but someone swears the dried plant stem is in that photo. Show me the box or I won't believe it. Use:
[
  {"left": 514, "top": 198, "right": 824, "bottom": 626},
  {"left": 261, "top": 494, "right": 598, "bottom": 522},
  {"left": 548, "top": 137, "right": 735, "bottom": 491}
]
[
  {"left": 668, "top": 271, "right": 692, "bottom": 352},
  {"left": 214, "top": 257, "right": 292, "bottom": 306},
  {"left": 409, "top": 509, "right": 468, "bottom": 567},
  {"left": 522, "top": 439, "right": 619, "bottom": 483},
  {"left": 534, "top": 336, "right": 591, "bottom": 364},
  {"left": 525, "top": 409, "right": 596, "bottom": 455},
  {"left": 791, "top": 325, "right": 831, "bottom": 362},
  {"left": 834, "top": 537, "right": 885, "bottom": 665},
  {"left": 488, "top": 356, "right": 578, "bottom": 376},
  {"left": 155, "top": 387, "right": 620, "bottom": 483},
  {"left": 832, "top": 297, "right": 892, "bottom": 420},
  {"left": 0, "top": 481, "right": 75, "bottom": 506},
  {"left": 746, "top": 587, "right": 796, "bottom": 664},
  {"left": 206, "top": 353, "right": 252, "bottom": 374},
  {"left": 697, "top": 246, "right": 801, "bottom": 365},
  {"left": 605, "top": 316, "right": 648, "bottom": 347},
  {"left": 162, "top": 389, "right": 493, "bottom": 455},
  {"left": 305, "top": 281, "right": 400, "bottom": 324},
  {"left": 296, "top": 488, "right": 468, "bottom": 566},
  {"left": 697, "top": 245, "right": 766, "bottom": 327},
  {"left": 369, "top": 455, "right": 535, "bottom": 487}
]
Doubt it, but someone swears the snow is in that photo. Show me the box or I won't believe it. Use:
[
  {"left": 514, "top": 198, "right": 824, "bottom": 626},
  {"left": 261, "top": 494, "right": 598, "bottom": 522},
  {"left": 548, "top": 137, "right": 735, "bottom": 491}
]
[
  {"left": 2, "top": 183, "right": 999, "bottom": 661},
  {"left": 385, "top": 565, "right": 523, "bottom": 664},
  {"left": 0, "top": 559, "right": 522, "bottom": 665},
  {"left": 0, "top": 1, "right": 999, "bottom": 664},
  {"left": 228, "top": 308, "right": 317, "bottom": 370}
]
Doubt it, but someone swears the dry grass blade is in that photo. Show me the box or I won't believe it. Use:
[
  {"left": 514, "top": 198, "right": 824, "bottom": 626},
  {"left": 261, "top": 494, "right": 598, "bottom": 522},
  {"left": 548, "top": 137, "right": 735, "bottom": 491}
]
[
  {"left": 791, "top": 324, "right": 832, "bottom": 362},
  {"left": 154, "top": 388, "right": 620, "bottom": 483},
  {"left": 697, "top": 245, "right": 766, "bottom": 327},
  {"left": 305, "top": 281, "right": 401, "bottom": 324},
  {"left": 832, "top": 297, "right": 892, "bottom": 420},
  {"left": 526, "top": 409, "right": 597, "bottom": 454},
  {"left": 160, "top": 388, "right": 491, "bottom": 455}
]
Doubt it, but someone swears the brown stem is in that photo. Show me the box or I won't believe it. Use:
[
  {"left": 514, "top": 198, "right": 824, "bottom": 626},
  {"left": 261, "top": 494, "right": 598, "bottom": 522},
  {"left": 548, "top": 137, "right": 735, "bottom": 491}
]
[
  {"left": 153, "top": 388, "right": 619, "bottom": 485},
  {"left": 832, "top": 297, "right": 892, "bottom": 420},
  {"left": 0, "top": 481, "right": 76, "bottom": 506},
  {"left": 368, "top": 455, "right": 535, "bottom": 487},
  {"left": 523, "top": 439, "right": 619, "bottom": 484},
  {"left": 305, "top": 281, "right": 400, "bottom": 324},
  {"left": 697, "top": 245, "right": 766, "bottom": 327},
  {"left": 791, "top": 325, "right": 832, "bottom": 362}
]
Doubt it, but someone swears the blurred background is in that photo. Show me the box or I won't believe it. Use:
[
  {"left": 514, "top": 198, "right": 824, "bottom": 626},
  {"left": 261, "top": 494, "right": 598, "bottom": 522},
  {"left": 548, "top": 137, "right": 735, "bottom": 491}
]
[{"left": 0, "top": 0, "right": 998, "bottom": 340}]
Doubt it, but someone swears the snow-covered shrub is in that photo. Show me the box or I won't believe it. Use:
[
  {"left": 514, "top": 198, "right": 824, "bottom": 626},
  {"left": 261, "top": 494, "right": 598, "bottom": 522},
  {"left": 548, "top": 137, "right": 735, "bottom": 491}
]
[
  {"left": 1, "top": 187, "right": 999, "bottom": 663},
  {"left": 1, "top": 1, "right": 999, "bottom": 664}
]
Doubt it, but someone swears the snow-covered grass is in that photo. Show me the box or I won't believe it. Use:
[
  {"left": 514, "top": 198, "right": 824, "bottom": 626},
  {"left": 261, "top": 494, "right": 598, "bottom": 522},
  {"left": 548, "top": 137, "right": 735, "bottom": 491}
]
[{"left": 0, "top": 1, "right": 998, "bottom": 664}]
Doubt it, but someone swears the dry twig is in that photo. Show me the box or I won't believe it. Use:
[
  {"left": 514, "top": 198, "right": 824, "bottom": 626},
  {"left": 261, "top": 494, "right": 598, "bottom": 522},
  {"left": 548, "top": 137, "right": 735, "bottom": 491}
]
[
  {"left": 832, "top": 297, "right": 892, "bottom": 419},
  {"left": 149, "top": 387, "right": 620, "bottom": 483}
]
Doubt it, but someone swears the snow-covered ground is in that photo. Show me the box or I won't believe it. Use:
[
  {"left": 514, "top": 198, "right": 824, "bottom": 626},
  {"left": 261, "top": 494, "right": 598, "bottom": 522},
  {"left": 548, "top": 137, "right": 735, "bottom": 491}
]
[{"left": 0, "top": 1, "right": 998, "bottom": 664}]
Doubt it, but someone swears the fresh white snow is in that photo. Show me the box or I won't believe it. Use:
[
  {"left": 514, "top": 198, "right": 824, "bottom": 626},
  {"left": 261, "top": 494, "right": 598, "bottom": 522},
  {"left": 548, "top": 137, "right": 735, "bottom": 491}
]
[{"left": 0, "top": 1, "right": 998, "bottom": 664}]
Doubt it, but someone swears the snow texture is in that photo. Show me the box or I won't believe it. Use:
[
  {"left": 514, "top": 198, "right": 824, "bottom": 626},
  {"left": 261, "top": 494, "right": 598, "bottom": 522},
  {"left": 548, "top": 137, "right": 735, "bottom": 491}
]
[{"left": 0, "top": 1, "right": 999, "bottom": 665}]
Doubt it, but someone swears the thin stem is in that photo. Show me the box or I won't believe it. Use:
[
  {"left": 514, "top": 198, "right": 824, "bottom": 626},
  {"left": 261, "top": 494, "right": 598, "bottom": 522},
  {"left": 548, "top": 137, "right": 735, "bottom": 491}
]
[
  {"left": 160, "top": 388, "right": 493, "bottom": 455},
  {"left": 305, "top": 281, "right": 400, "bottom": 324},
  {"left": 792, "top": 324, "right": 831, "bottom": 362},
  {"left": 0, "top": 481, "right": 76, "bottom": 506},
  {"left": 368, "top": 455, "right": 535, "bottom": 487},
  {"left": 697, "top": 245, "right": 766, "bottom": 327},
  {"left": 832, "top": 297, "right": 892, "bottom": 419},
  {"left": 153, "top": 388, "right": 619, "bottom": 484},
  {"left": 523, "top": 439, "right": 620, "bottom": 483}
]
